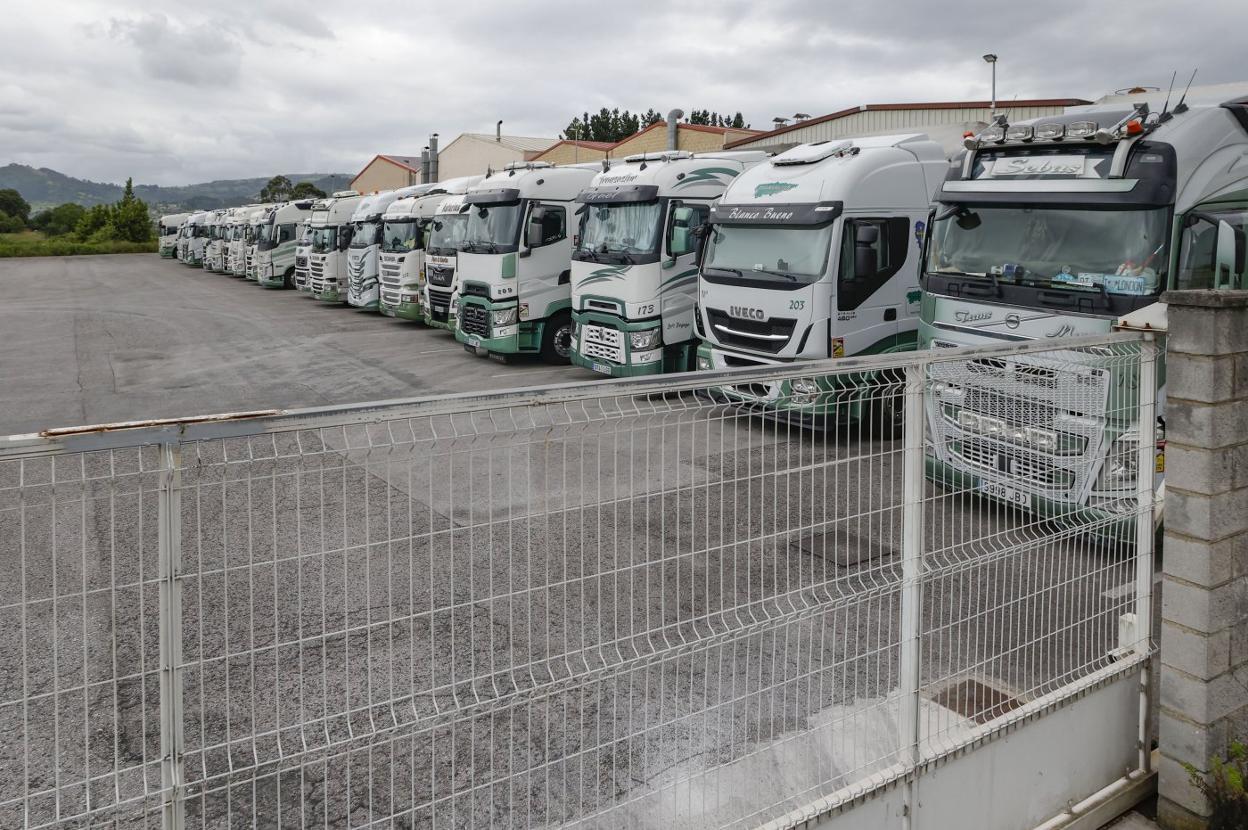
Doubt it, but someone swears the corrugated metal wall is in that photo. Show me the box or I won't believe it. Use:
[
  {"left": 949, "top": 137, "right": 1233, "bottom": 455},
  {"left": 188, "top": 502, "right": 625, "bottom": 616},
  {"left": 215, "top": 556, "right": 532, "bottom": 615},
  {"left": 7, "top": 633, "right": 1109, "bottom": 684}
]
[{"left": 732, "top": 105, "right": 1070, "bottom": 150}]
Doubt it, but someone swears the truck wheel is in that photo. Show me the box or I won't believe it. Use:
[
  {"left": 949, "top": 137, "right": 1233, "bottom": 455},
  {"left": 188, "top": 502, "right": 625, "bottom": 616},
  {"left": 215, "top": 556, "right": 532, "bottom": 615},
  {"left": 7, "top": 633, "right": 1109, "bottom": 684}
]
[
  {"left": 866, "top": 370, "right": 906, "bottom": 440},
  {"left": 283, "top": 267, "right": 295, "bottom": 289},
  {"left": 541, "top": 312, "right": 574, "bottom": 365}
]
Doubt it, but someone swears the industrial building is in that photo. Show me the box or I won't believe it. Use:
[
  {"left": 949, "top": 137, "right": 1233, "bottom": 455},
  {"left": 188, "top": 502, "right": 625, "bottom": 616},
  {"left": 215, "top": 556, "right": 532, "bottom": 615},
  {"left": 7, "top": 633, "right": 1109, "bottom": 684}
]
[{"left": 725, "top": 98, "right": 1090, "bottom": 152}]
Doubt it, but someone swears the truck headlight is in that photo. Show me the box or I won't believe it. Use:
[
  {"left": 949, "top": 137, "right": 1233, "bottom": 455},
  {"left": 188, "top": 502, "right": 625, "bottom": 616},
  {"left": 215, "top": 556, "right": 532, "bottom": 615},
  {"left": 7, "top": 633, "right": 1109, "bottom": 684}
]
[
  {"left": 630, "top": 328, "right": 661, "bottom": 350},
  {"left": 400, "top": 293, "right": 420, "bottom": 303},
  {"left": 789, "top": 377, "right": 820, "bottom": 405},
  {"left": 492, "top": 307, "right": 517, "bottom": 326},
  {"left": 696, "top": 355, "right": 712, "bottom": 371},
  {"left": 1096, "top": 434, "right": 1139, "bottom": 489}
]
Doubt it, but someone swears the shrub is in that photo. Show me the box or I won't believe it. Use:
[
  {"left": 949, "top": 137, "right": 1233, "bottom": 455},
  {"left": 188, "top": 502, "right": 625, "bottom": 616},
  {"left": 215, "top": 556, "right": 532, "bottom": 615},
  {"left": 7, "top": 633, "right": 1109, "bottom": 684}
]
[
  {"left": 0, "top": 237, "right": 157, "bottom": 258},
  {"left": 1186, "top": 741, "right": 1248, "bottom": 830}
]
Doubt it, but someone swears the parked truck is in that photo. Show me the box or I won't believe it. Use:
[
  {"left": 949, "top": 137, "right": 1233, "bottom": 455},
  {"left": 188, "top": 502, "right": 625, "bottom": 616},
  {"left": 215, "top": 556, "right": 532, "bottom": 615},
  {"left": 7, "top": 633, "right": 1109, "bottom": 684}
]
[
  {"left": 293, "top": 219, "right": 315, "bottom": 291},
  {"left": 373, "top": 176, "right": 480, "bottom": 323},
  {"left": 456, "top": 162, "right": 600, "bottom": 363},
  {"left": 229, "top": 205, "right": 266, "bottom": 276},
  {"left": 159, "top": 213, "right": 189, "bottom": 258},
  {"left": 920, "top": 87, "right": 1248, "bottom": 534},
  {"left": 254, "top": 200, "right": 314, "bottom": 288},
  {"left": 569, "top": 151, "right": 767, "bottom": 376},
  {"left": 310, "top": 192, "right": 364, "bottom": 303},
  {"left": 421, "top": 186, "right": 482, "bottom": 330},
  {"left": 346, "top": 186, "right": 430, "bottom": 310},
  {"left": 694, "top": 134, "right": 949, "bottom": 429},
  {"left": 204, "top": 208, "right": 232, "bottom": 272},
  {"left": 181, "top": 211, "right": 211, "bottom": 266}
]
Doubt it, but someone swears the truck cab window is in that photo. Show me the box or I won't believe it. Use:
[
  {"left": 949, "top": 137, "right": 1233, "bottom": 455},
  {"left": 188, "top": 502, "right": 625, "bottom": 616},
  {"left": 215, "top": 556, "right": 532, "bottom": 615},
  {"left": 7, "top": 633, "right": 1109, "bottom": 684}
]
[
  {"left": 537, "top": 206, "right": 566, "bottom": 246},
  {"left": 1176, "top": 209, "right": 1248, "bottom": 290},
  {"left": 668, "top": 202, "right": 709, "bottom": 257},
  {"left": 838, "top": 217, "right": 909, "bottom": 310}
]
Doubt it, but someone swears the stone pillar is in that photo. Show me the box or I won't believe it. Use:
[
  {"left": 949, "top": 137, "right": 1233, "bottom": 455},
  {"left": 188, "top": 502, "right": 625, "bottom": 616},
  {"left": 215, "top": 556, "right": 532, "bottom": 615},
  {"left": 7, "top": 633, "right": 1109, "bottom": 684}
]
[{"left": 1157, "top": 290, "right": 1248, "bottom": 829}]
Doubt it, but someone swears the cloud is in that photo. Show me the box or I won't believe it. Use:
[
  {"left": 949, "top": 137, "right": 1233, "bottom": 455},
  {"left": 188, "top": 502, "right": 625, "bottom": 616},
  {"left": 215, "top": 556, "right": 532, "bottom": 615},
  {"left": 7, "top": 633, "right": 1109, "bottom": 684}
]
[
  {"left": 0, "top": 0, "right": 1244, "bottom": 186},
  {"left": 108, "top": 13, "right": 244, "bottom": 86}
]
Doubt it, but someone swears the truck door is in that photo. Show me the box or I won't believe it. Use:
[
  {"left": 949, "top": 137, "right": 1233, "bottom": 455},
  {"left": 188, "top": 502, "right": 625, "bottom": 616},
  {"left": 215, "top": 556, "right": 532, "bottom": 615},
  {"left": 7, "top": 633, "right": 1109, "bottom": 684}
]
[
  {"left": 520, "top": 202, "right": 570, "bottom": 321},
  {"left": 834, "top": 216, "right": 910, "bottom": 356}
]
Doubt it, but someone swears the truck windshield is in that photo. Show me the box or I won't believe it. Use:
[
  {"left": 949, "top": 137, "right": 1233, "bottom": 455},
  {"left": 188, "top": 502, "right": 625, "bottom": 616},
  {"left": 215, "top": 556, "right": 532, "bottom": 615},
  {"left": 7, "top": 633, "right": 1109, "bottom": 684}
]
[
  {"left": 461, "top": 202, "right": 522, "bottom": 253},
  {"left": 575, "top": 202, "right": 662, "bottom": 260},
  {"left": 926, "top": 206, "right": 1170, "bottom": 295},
  {"left": 349, "top": 221, "right": 378, "bottom": 248},
  {"left": 255, "top": 223, "right": 275, "bottom": 251},
  {"left": 382, "top": 220, "right": 422, "bottom": 253},
  {"left": 310, "top": 227, "right": 337, "bottom": 253},
  {"left": 298, "top": 224, "right": 313, "bottom": 247},
  {"left": 704, "top": 223, "right": 833, "bottom": 284},
  {"left": 428, "top": 214, "right": 467, "bottom": 255}
]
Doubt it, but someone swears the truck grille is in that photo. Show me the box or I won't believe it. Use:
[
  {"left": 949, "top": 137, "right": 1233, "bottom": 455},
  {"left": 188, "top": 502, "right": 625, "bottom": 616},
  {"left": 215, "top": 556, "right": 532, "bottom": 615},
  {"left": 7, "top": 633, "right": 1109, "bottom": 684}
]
[
  {"left": 459, "top": 304, "right": 490, "bottom": 337},
  {"left": 949, "top": 440, "right": 1076, "bottom": 489},
  {"left": 427, "top": 265, "right": 454, "bottom": 287},
  {"left": 426, "top": 288, "right": 454, "bottom": 323},
  {"left": 579, "top": 324, "right": 624, "bottom": 363},
  {"left": 380, "top": 257, "right": 402, "bottom": 286},
  {"left": 381, "top": 288, "right": 402, "bottom": 306},
  {"left": 705, "top": 308, "right": 796, "bottom": 354}
]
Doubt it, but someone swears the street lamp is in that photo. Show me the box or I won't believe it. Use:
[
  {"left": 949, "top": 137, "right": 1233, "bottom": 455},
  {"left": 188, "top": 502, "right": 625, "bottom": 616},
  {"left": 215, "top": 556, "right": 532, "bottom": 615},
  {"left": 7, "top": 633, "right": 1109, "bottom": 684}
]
[{"left": 982, "top": 53, "right": 998, "bottom": 113}]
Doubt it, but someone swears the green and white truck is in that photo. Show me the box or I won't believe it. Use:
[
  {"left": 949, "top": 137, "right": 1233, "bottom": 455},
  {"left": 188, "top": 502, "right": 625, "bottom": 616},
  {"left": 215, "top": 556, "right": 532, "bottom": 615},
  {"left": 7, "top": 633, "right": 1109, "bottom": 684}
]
[
  {"left": 422, "top": 190, "right": 477, "bottom": 330},
  {"left": 309, "top": 192, "right": 363, "bottom": 303},
  {"left": 346, "top": 186, "right": 431, "bottom": 310},
  {"left": 569, "top": 151, "right": 767, "bottom": 376},
  {"left": 456, "top": 162, "right": 600, "bottom": 363},
  {"left": 229, "top": 205, "right": 267, "bottom": 276},
  {"left": 159, "top": 213, "right": 189, "bottom": 258},
  {"left": 180, "top": 211, "right": 211, "bottom": 266},
  {"left": 920, "top": 88, "right": 1248, "bottom": 533},
  {"left": 694, "top": 134, "right": 950, "bottom": 428},
  {"left": 293, "top": 219, "right": 315, "bottom": 292},
  {"left": 254, "top": 200, "right": 314, "bottom": 288}
]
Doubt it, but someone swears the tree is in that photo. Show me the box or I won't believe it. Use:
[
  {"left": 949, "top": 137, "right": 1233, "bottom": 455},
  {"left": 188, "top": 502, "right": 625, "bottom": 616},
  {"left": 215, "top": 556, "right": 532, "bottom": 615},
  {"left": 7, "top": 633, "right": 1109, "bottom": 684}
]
[
  {"left": 730, "top": 112, "right": 746, "bottom": 129},
  {"left": 289, "top": 181, "right": 327, "bottom": 200},
  {"left": 110, "top": 178, "right": 153, "bottom": 243},
  {"left": 560, "top": 105, "right": 753, "bottom": 140},
  {"left": 30, "top": 203, "right": 87, "bottom": 237},
  {"left": 258, "top": 175, "right": 294, "bottom": 202},
  {"left": 0, "top": 189, "right": 31, "bottom": 226},
  {"left": 75, "top": 204, "right": 113, "bottom": 241},
  {"left": 0, "top": 212, "right": 24, "bottom": 233}
]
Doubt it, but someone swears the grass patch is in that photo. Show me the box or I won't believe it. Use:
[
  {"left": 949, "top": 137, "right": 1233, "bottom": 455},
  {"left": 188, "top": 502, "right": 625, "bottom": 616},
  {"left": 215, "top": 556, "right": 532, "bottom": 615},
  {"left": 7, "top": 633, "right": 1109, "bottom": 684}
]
[{"left": 0, "top": 234, "right": 158, "bottom": 258}]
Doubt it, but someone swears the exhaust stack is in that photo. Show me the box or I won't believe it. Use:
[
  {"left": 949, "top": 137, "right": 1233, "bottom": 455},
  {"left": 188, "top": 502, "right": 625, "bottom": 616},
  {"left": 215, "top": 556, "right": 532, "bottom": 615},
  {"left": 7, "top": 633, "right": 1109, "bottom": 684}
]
[
  {"left": 666, "top": 109, "right": 684, "bottom": 150},
  {"left": 429, "top": 133, "right": 439, "bottom": 182}
]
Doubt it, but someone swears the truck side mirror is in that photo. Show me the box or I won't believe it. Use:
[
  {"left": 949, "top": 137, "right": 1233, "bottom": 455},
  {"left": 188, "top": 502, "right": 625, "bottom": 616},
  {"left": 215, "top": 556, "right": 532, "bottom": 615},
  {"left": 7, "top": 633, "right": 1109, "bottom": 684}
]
[
  {"left": 854, "top": 224, "right": 879, "bottom": 279},
  {"left": 1214, "top": 218, "right": 1247, "bottom": 288},
  {"left": 526, "top": 206, "right": 546, "bottom": 249}
]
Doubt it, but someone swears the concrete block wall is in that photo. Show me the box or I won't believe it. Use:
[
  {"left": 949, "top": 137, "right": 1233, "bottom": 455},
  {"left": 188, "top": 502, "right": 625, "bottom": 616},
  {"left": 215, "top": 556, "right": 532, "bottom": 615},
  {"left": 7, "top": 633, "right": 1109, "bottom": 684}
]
[{"left": 1158, "top": 289, "right": 1248, "bottom": 829}]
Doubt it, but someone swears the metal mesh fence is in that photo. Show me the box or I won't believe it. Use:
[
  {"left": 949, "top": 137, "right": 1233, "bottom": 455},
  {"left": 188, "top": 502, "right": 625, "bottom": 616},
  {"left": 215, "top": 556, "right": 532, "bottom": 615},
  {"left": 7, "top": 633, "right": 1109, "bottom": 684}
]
[{"left": 0, "top": 332, "right": 1156, "bottom": 828}]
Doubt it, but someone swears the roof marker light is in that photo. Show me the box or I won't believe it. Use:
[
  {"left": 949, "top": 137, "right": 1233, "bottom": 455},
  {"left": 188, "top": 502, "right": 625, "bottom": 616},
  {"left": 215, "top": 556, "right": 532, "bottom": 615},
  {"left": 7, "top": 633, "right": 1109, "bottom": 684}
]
[
  {"left": 1125, "top": 119, "right": 1144, "bottom": 136},
  {"left": 1066, "top": 121, "right": 1098, "bottom": 139},
  {"left": 1005, "top": 125, "right": 1034, "bottom": 142},
  {"left": 1035, "top": 123, "right": 1064, "bottom": 140}
]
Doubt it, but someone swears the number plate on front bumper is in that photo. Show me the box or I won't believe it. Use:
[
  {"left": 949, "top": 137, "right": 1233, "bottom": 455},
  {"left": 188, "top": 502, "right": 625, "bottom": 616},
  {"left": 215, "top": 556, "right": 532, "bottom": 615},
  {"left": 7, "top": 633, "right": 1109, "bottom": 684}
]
[
  {"left": 590, "top": 362, "right": 612, "bottom": 375},
  {"left": 978, "top": 480, "right": 1031, "bottom": 508}
]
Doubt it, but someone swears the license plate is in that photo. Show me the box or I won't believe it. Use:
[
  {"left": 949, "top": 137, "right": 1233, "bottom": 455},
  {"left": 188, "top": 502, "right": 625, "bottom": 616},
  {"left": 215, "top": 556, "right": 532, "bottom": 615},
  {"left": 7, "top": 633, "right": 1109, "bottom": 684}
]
[
  {"left": 978, "top": 480, "right": 1031, "bottom": 508},
  {"left": 434, "top": 305, "right": 446, "bottom": 313},
  {"left": 468, "top": 336, "right": 481, "bottom": 348},
  {"left": 590, "top": 362, "right": 612, "bottom": 375}
]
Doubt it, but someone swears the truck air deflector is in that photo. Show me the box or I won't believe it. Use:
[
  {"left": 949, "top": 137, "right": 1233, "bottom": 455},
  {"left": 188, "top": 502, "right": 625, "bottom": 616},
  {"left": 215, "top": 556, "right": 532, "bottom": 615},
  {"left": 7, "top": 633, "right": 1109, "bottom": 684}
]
[
  {"left": 575, "top": 185, "right": 661, "bottom": 204},
  {"left": 465, "top": 188, "right": 522, "bottom": 206},
  {"left": 710, "top": 201, "right": 843, "bottom": 225}
]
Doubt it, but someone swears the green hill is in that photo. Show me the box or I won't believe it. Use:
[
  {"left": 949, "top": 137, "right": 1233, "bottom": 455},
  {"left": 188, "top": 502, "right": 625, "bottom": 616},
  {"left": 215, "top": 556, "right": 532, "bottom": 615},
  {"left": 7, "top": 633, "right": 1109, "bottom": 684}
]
[{"left": 0, "top": 164, "right": 354, "bottom": 213}]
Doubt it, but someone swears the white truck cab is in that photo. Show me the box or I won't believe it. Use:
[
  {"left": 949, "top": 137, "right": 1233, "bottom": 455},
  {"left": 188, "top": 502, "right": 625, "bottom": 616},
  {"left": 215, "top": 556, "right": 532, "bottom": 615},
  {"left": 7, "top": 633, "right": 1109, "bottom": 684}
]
[
  {"left": 293, "top": 220, "right": 315, "bottom": 291},
  {"left": 345, "top": 186, "right": 429, "bottom": 310},
  {"left": 421, "top": 183, "right": 484, "bottom": 330},
  {"left": 229, "top": 205, "right": 267, "bottom": 276},
  {"left": 921, "top": 87, "right": 1248, "bottom": 535},
  {"left": 569, "top": 151, "right": 767, "bottom": 376},
  {"left": 695, "top": 134, "right": 950, "bottom": 428},
  {"left": 204, "top": 208, "right": 233, "bottom": 272},
  {"left": 159, "top": 213, "right": 189, "bottom": 258},
  {"left": 182, "top": 211, "right": 212, "bottom": 266},
  {"left": 309, "top": 192, "right": 364, "bottom": 303},
  {"left": 255, "top": 200, "right": 315, "bottom": 288},
  {"left": 456, "top": 162, "right": 601, "bottom": 363}
]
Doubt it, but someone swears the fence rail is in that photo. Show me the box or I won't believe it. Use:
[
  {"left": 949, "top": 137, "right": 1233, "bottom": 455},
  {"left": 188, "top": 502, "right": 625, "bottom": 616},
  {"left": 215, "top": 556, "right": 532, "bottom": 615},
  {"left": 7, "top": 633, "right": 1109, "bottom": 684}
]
[{"left": 0, "top": 333, "right": 1156, "bottom": 828}]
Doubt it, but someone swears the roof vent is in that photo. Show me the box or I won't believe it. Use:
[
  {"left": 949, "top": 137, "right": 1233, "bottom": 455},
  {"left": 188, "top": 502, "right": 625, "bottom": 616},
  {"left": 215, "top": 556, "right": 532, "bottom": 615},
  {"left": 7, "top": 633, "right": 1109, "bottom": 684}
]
[{"left": 771, "top": 140, "right": 856, "bottom": 166}]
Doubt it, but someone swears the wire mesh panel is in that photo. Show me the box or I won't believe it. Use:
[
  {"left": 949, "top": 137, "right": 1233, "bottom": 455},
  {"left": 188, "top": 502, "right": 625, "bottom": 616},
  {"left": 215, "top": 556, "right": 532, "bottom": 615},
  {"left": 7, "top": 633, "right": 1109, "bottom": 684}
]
[
  {"left": 0, "top": 331, "right": 1156, "bottom": 829},
  {"left": 0, "top": 445, "right": 169, "bottom": 829}
]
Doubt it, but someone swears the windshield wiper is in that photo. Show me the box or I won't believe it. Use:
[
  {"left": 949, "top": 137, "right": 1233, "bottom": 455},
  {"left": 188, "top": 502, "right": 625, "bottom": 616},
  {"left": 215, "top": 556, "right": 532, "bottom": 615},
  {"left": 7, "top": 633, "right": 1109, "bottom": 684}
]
[
  {"left": 750, "top": 267, "right": 797, "bottom": 282},
  {"left": 704, "top": 266, "right": 743, "bottom": 277}
]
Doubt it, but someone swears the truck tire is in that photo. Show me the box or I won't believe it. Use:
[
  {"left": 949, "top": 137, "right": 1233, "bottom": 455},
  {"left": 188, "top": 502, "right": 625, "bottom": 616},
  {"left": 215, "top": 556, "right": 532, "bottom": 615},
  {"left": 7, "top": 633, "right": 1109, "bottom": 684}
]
[
  {"left": 866, "top": 369, "right": 906, "bottom": 440},
  {"left": 541, "top": 312, "right": 574, "bottom": 365},
  {"left": 283, "top": 267, "right": 295, "bottom": 289}
]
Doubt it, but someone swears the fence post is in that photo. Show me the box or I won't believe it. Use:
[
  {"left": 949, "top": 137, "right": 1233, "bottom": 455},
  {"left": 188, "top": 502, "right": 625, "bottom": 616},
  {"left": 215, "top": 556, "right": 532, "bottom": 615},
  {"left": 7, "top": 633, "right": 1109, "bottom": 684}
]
[
  {"left": 1134, "top": 333, "right": 1158, "bottom": 775},
  {"left": 158, "top": 439, "right": 186, "bottom": 830},
  {"left": 1155, "top": 290, "right": 1248, "bottom": 830},
  {"left": 899, "top": 362, "right": 927, "bottom": 826}
]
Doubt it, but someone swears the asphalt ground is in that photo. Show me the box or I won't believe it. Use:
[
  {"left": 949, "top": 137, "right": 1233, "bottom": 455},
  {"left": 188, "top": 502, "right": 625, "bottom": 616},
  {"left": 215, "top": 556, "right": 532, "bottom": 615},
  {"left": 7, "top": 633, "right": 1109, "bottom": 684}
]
[{"left": 0, "top": 254, "right": 1144, "bottom": 828}]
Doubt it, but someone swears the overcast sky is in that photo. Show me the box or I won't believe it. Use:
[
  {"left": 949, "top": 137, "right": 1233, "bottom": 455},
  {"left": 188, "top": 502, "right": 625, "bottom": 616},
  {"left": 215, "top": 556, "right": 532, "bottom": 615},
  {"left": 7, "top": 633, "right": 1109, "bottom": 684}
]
[{"left": 2, "top": 0, "right": 1244, "bottom": 186}]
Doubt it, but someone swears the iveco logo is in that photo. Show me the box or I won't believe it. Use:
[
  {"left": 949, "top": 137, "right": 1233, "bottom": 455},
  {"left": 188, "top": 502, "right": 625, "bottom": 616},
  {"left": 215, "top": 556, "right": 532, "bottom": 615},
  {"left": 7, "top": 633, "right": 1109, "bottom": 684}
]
[
  {"left": 730, "top": 306, "right": 766, "bottom": 320},
  {"left": 1005, "top": 313, "right": 1021, "bottom": 329},
  {"left": 954, "top": 310, "right": 992, "bottom": 323}
]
